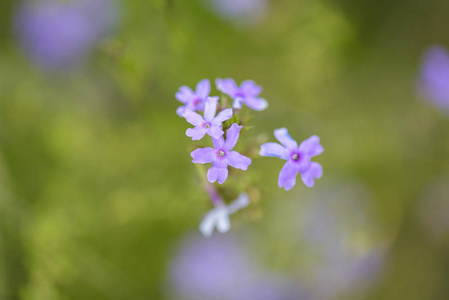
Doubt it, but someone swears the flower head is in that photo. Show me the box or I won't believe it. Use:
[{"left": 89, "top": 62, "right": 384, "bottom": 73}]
[
  {"left": 183, "top": 97, "right": 233, "bottom": 140},
  {"left": 176, "top": 79, "right": 211, "bottom": 116},
  {"left": 216, "top": 78, "right": 268, "bottom": 110},
  {"left": 260, "top": 128, "right": 323, "bottom": 190},
  {"left": 191, "top": 123, "right": 252, "bottom": 184},
  {"left": 14, "top": 0, "right": 118, "bottom": 71},
  {"left": 199, "top": 192, "right": 250, "bottom": 237},
  {"left": 419, "top": 45, "right": 449, "bottom": 113}
]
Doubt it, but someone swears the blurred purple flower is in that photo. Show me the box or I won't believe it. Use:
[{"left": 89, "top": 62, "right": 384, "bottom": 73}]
[
  {"left": 191, "top": 123, "right": 251, "bottom": 184},
  {"left": 168, "top": 233, "right": 257, "bottom": 300},
  {"left": 176, "top": 79, "right": 211, "bottom": 116},
  {"left": 183, "top": 97, "right": 233, "bottom": 141},
  {"left": 204, "top": 0, "right": 267, "bottom": 25},
  {"left": 419, "top": 45, "right": 449, "bottom": 112},
  {"left": 14, "top": 0, "right": 119, "bottom": 71},
  {"left": 168, "top": 233, "right": 306, "bottom": 300},
  {"left": 216, "top": 78, "right": 268, "bottom": 110},
  {"left": 260, "top": 128, "right": 323, "bottom": 190}
]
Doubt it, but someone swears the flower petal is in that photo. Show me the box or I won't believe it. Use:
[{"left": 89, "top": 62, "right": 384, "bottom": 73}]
[
  {"left": 175, "top": 86, "right": 194, "bottom": 103},
  {"left": 240, "top": 80, "right": 262, "bottom": 97},
  {"left": 274, "top": 128, "right": 298, "bottom": 150},
  {"left": 199, "top": 213, "right": 216, "bottom": 237},
  {"left": 243, "top": 97, "right": 268, "bottom": 111},
  {"left": 212, "top": 136, "right": 225, "bottom": 149},
  {"left": 207, "top": 167, "right": 229, "bottom": 184},
  {"left": 212, "top": 108, "right": 233, "bottom": 125},
  {"left": 259, "top": 142, "right": 289, "bottom": 160},
  {"left": 204, "top": 97, "right": 218, "bottom": 121},
  {"left": 216, "top": 78, "right": 239, "bottom": 96},
  {"left": 300, "top": 162, "right": 323, "bottom": 188},
  {"left": 176, "top": 105, "right": 187, "bottom": 117},
  {"left": 233, "top": 98, "right": 243, "bottom": 109},
  {"left": 223, "top": 123, "right": 242, "bottom": 151},
  {"left": 299, "top": 135, "right": 323, "bottom": 157},
  {"left": 182, "top": 109, "right": 204, "bottom": 126},
  {"left": 278, "top": 161, "right": 298, "bottom": 191},
  {"left": 227, "top": 151, "right": 251, "bottom": 170},
  {"left": 216, "top": 211, "right": 231, "bottom": 233},
  {"left": 186, "top": 127, "right": 208, "bottom": 140},
  {"left": 195, "top": 79, "right": 210, "bottom": 99},
  {"left": 191, "top": 147, "right": 216, "bottom": 164},
  {"left": 208, "top": 125, "right": 224, "bottom": 139}
]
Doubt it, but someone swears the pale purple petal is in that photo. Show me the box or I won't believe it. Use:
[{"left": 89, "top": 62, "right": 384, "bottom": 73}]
[
  {"left": 176, "top": 105, "right": 187, "bottom": 117},
  {"left": 278, "top": 161, "right": 298, "bottom": 191},
  {"left": 191, "top": 148, "right": 216, "bottom": 164},
  {"left": 204, "top": 97, "right": 219, "bottom": 121},
  {"left": 274, "top": 128, "right": 298, "bottom": 150},
  {"left": 240, "top": 80, "right": 262, "bottom": 97},
  {"left": 196, "top": 79, "right": 211, "bottom": 99},
  {"left": 233, "top": 98, "right": 243, "bottom": 109},
  {"left": 216, "top": 212, "right": 231, "bottom": 233},
  {"left": 207, "top": 167, "right": 229, "bottom": 184},
  {"left": 208, "top": 126, "right": 224, "bottom": 139},
  {"left": 183, "top": 109, "right": 204, "bottom": 126},
  {"left": 299, "top": 135, "right": 323, "bottom": 157},
  {"left": 259, "top": 142, "right": 289, "bottom": 160},
  {"left": 212, "top": 136, "right": 225, "bottom": 149},
  {"left": 176, "top": 86, "right": 195, "bottom": 103},
  {"left": 212, "top": 108, "right": 233, "bottom": 125},
  {"left": 216, "top": 78, "right": 239, "bottom": 96},
  {"left": 187, "top": 127, "right": 208, "bottom": 140},
  {"left": 227, "top": 151, "right": 251, "bottom": 170},
  {"left": 243, "top": 97, "right": 268, "bottom": 111},
  {"left": 223, "top": 123, "right": 242, "bottom": 151},
  {"left": 301, "top": 162, "right": 323, "bottom": 188}
]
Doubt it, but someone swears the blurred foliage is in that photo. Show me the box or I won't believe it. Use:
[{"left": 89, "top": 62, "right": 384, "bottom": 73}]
[{"left": 0, "top": 0, "right": 449, "bottom": 299}]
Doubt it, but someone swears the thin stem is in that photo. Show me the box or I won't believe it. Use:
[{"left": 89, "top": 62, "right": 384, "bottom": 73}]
[{"left": 194, "top": 164, "right": 225, "bottom": 206}]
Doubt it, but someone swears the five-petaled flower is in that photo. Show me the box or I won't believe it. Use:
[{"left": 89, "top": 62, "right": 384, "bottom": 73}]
[
  {"left": 260, "top": 128, "right": 323, "bottom": 190},
  {"left": 216, "top": 78, "right": 268, "bottom": 111},
  {"left": 176, "top": 79, "right": 211, "bottom": 116},
  {"left": 182, "top": 97, "right": 233, "bottom": 140},
  {"left": 191, "top": 123, "right": 252, "bottom": 184},
  {"left": 199, "top": 192, "right": 250, "bottom": 237}
]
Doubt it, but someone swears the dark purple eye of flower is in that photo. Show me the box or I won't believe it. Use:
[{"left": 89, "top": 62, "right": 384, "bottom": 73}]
[
  {"left": 193, "top": 98, "right": 202, "bottom": 106},
  {"left": 218, "top": 150, "right": 225, "bottom": 157},
  {"left": 235, "top": 92, "right": 245, "bottom": 98},
  {"left": 291, "top": 153, "right": 300, "bottom": 161},
  {"left": 202, "top": 122, "right": 210, "bottom": 129}
]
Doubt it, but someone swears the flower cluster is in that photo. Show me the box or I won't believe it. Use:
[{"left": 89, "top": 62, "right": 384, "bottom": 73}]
[{"left": 176, "top": 78, "right": 323, "bottom": 236}]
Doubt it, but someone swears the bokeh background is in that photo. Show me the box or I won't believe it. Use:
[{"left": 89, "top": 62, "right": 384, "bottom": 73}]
[{"left": 1, "top": 0, "right": 449, "bottom": 299}]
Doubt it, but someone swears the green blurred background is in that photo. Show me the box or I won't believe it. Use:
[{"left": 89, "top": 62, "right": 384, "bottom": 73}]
[{"left": 0, "top": 0, "right": 449, "bottom": 299}]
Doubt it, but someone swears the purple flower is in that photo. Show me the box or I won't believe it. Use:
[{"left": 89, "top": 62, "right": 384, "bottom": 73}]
[
  {"left": 14, "top": 0, "right": 118, "bottom": 71},
  {"left": 191, "top": 123, "right": 252, "bottom": 184},
  {"left": 216, "top": 78, "right": 268, "bottom": 110},
  {"left": 182, "top": 97, "right": 233, "bottom": 141},
  {"left": 260, "top": 128, "right": 323, "bottom": 190},
  {"left": 176, "top": 79, "right": 211, "bottom": 116},
  {"left": 419, "top": 45, "right": 449, "bottom": 112}
]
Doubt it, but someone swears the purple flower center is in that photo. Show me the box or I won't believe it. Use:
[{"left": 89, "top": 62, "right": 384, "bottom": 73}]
[
  {"left": 193, "top": 98, "right": 202, "bottom": 106},
  {"left": 202, "top": 122, "right": 210, "bottom": 129},
  {"left": 218, "top": 150, "right": 225, "bottom": 157},
  {"left": 234, "top": 92, "right": 245, "bottom": 98},
  {"left": 291, "top": 152, "right": 300, "bottom": 161}
]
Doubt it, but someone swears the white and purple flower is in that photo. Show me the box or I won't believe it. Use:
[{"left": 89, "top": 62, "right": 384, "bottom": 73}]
[
  {"left": 216, "top": 78, "right": 268, "bottom": 110},
  {"left": 176, "top": 79, "right": 211, "bottom": 116},
  {"left": 191, "top": 123, "right": 252, "bottom": 184},
  {"left": 260, "top": 128, "right": 323, "bottom": 190},
  {"left": 182, "top": 97, "right": 233, "bottom": 140}
]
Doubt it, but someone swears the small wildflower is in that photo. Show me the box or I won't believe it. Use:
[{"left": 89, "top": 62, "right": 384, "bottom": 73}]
[
  {"left": 183, "top": 97, "right": 233, "bottom": 140},
  {"left": 419, "top": 46, "right": 449, "bottom": 112},
  {"left": 199, "top": 192, "right": 250, "bottom": 237},
  {"left": 260, "top": 128, "right": 323, "bottom": 190},
  {"left": 216, "top": 78, "right": 268, "bottom": 110},
  {"left": 191, "top": 123, "right": 252, "bottom": 184},
  {"left": 176, "top": 79, "right": 211, "bottom": 116}
]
